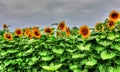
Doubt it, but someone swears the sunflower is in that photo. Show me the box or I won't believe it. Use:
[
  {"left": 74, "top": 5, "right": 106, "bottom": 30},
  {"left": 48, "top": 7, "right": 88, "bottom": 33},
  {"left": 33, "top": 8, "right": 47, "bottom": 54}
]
[
  {"left": 58, "top": 21, "right": 66, "bottom": 32},
  {"left": 107, "top": 20, "right": 115, "bottom": 30},
  {"left": 4, "top": 33, "right": 13, "bottom": 40},
  {"left": 79, "top": 25, "right": 90, "bottom": 38},
  {"left": 32, "top": 29, "right": 41, "bottom": 38},
  {"left": 3, "top": 24, "right": 8, "bottom": 29},
  {"left": 32, "top": 26, "right": 39, "bottom": 30},
  {"left": 24, "top": 28, "right": 31, "bottom": 36},
  {"left": 44, "top": 27, "right": 52, "bottom": 34},
  {"left": 14, "top": 28, "right": 23, "bottom": 37},
  {"left": 66, "top": 27, "right": 71, "bottom": 36},
  {"left": 109, "top": 10, "right": 120, "bottom": 22},
  {"left": 28, "top": 32, "right": 33, "bottom": 39},
  {"left": 95, "top": 22, "right": 103, "bottom": 32}
]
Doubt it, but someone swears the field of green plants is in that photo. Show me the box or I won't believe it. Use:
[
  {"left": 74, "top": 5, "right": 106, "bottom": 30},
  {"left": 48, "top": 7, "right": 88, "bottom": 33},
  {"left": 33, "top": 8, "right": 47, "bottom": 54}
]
[{"left": 0, "top": 10, "right": 120, "bottom": 72}]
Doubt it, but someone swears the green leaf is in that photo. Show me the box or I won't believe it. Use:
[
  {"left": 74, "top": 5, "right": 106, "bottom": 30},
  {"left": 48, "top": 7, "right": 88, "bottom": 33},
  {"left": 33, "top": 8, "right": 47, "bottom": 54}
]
[
  {"left": 99, "top": 65, "right": 106, "bottom": 72},
  {"left": 113, "top": 43, "right": 120, "bottom": 51},
  {"left": 94, "top": 45, "right": 105, "bottom": 53},
  {"left": 16, "top": 58, "right": 23, "bottom": 62},
  {"left": 16, "top": 52, "right": 23, "bottom": 57},
  {"left": 52, "top": 48, "right": 64, "bottom": 54},
  {"left": 85, "top": 58, "right": 97, "bottom": 66},
  {"left": 54, "top": 63, "right": 62, "bottom": 71},
  {"left": 42, "top": 63, "right": 62, "bottom": 71},
  {"left": 31, "top": 56, "right": 39, "bottom": 62},
  {"left": 69, "top": 64, "right": 79, "bottom": 70},
  {"left": 27, "top": 39, "right": 36, "bottom": 44},
  {"left": 60, "top": 56, "right": 67, "bottom": 62},
  {"left": 28, "top": 61, "right": 35, "bottom": 66},
  {"left": 98, "top": 40, "right": 112, "bottom": 47},
  {"left": 42, "top": 66, "right": 50, "bottom": 71},
  {"left": 42, "top": 55, "right": 54, "bottom": 61},
  {"left": 4, "top": 60, "right": 12, "bottom": 66},
  {"left": 100, "top": 50, "right": 116, "bottom": 60},
  {"left": 115, "top": 59, "right": 120, "bottom": 65},
  {"left": 107, "top": 33, "right": 119, "bottom": 40},
  {"left": 87, "top": 36, "right": 99, "bottom": 41},
  {"left": 77, "top": 43, "right": 91, "bottom": 51},
  {"left": 72, "top": 53, "right": 85, "bottom": 59},
  {"left": 0, "top": 51, "right": 8, "bottom": 56},
  {"left": 25, "top": 48, "right": 34, "bottom": 54},
  {"left": 7, "top": 49, "right": 17, "bottom": 53},
  {"left": 74, "top": 69, "right": 88, "bottom": 72},
  {"left": 39, "top": 50, "right": 50, "bottom": 56},
  {"left": 66, "top": 49, "right": 77, "bottom": 53}
]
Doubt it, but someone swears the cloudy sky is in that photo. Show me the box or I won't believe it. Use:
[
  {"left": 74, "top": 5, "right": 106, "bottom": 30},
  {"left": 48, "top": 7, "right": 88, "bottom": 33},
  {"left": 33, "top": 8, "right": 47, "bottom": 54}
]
[{"left": 0, "top": 0, "right": 120, "bottom": 31}]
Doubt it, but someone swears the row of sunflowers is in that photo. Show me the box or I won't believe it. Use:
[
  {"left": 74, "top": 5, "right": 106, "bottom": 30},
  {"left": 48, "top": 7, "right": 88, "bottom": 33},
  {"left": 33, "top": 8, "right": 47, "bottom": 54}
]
[
  {"left": 0, "top": 10, "right": 120, "bottom": 72},
  {"left": 3, "top": 10, "right": 120, "bottom": 41}
]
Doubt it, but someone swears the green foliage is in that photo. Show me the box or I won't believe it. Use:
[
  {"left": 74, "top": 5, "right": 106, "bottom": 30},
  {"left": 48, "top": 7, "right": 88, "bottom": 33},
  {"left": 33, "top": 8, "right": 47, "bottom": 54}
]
[{"left": 1, "top": 20, "right": 120, "bottom": 72}]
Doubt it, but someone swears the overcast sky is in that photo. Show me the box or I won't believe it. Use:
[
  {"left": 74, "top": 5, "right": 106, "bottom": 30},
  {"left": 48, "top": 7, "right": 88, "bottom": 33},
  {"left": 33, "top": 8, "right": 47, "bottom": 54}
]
[{"left": 0, "top": 0, "right": 120, "bottom": 31}]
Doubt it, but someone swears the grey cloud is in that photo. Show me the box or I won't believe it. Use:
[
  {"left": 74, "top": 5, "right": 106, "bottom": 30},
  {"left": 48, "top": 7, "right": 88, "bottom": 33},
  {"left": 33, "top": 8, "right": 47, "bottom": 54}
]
[{"left": 0, "top": 0, "right": 120, "bottom": 31}]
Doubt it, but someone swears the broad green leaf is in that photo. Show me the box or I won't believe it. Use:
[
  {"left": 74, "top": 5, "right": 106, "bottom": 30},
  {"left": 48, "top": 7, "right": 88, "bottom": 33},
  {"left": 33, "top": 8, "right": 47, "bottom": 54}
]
[
  {"left": 31, "top": 56, "right": 39, "bottom": 62},
  {"left": 100, "top": 50, "right": 116, "bottom": 60},
  {"left": 77, "top": 43, "right": 91, "bottom": 51},
  {"left": 7, "top": 49, "right": 17, "bottom": 53},
  {"left": 74, "top": 69, "right": 88, "bottom": 72},
  {"left": 113, "top": 43, "right": 120, "bottom": 51},
  {"left": 42, "top": 66, "right": 50, "bottom": 71},
  {"left": 28, "top": 61, "right": 35, "bottom": 66},
  {"left": 115, "top": 59, "right": 120, "bottom": 65},
  {"left": 54, "top": 63, "right": 62, "bottom": 71},
  {"left": 85, "top": 58, "right": 97, "bottom": 66},
  {"left": 87, "top": 36, "right": 99, "bottom": 41},
  {"left": 0, "top": 51, "right": 8, "bottom": 56},
  {"left": 60, "top": 56, "right": 67, "bottom": 62},
  {"left": 25, "top": 48, "right": 34, "bottom": 54},
  {"left": 107, "top": 33, "right": 119, "bottom": 40},
  {"left": 27, "top": 39, "right": 36, "bottom": 44},
  {"left": 66, "top": 49, "right": 77, "bottom": 53},
  {"left": 4, "top": 60, "right": 12, "bottom": 66},
  {"left": 16, "top": 58, "right": 23, "bottom": 62},
  {"left": 42, "top": 55, "right": 54, "bottom": 61},
  {"left": 94, "top": 45, "right": 105, "bottom": 53},
  {"left": 16, "top": 52, "right": 23, "bottom": 57},
  {"left": 42, "top": 63, "right": 62, "bottom": 71},
  {"left": 98, "top": 40, "right": 112, "bottom": 47},
  {"left": 72, "top": 53, "right": 85, "bottom": 59},
  {"left": 108, "top": 66, "right": 114, "bottom": 72},
  {"left": 52, "top": 48, "right": 64, "bottom": 54},
  {"left": 39, "top": 50, "right": 49, "bottom": 56},
  {"left": 99, "top": 65, "right": 106, "bottom": 72},
  {"left": 6, "top": 45, "right": 13, "bottom": 48},
  {"left": 0, "top": 64, "right": 5, "bottom": 70},
  {"left": 69, "top": 64, "right": 79, "bottom": 70}
]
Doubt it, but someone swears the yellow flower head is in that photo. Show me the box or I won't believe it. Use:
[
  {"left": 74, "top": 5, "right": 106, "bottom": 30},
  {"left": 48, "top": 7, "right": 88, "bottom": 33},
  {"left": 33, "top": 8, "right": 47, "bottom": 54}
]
[
  {"left": 4, "top": 33, "right": 13, "bottom": 40},
  {"left": 14, "top": 28, "right": 23, "bottom": 37},
  {"left": 66, "top": 27, "right": 71, "bottom": 36},
  {"left": 32, "top": 29, "right": 41, "bottom": 38},
  {"left": 109, "top": 10, "right": 120, "bottom": 22},
  {"left": 44, "top": 27, "right": 53, "bottom": 34},
  {"left": 107, "top": 20, "right": 115, "bottom": 30},
  {"left": 58, "top": 21, "right": 66, "bottom": 32},
  {"left": 24, "top": 28, "right": 31, "bottom": 36},
  {"left": 79, "top": 25, "right": 90, "bottom": 38}
]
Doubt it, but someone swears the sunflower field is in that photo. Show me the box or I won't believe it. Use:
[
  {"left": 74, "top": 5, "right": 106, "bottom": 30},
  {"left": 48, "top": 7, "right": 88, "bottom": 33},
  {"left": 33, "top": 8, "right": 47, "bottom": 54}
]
[{"left": 0, "top": 10, "right": 120, "bottom": 72}]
